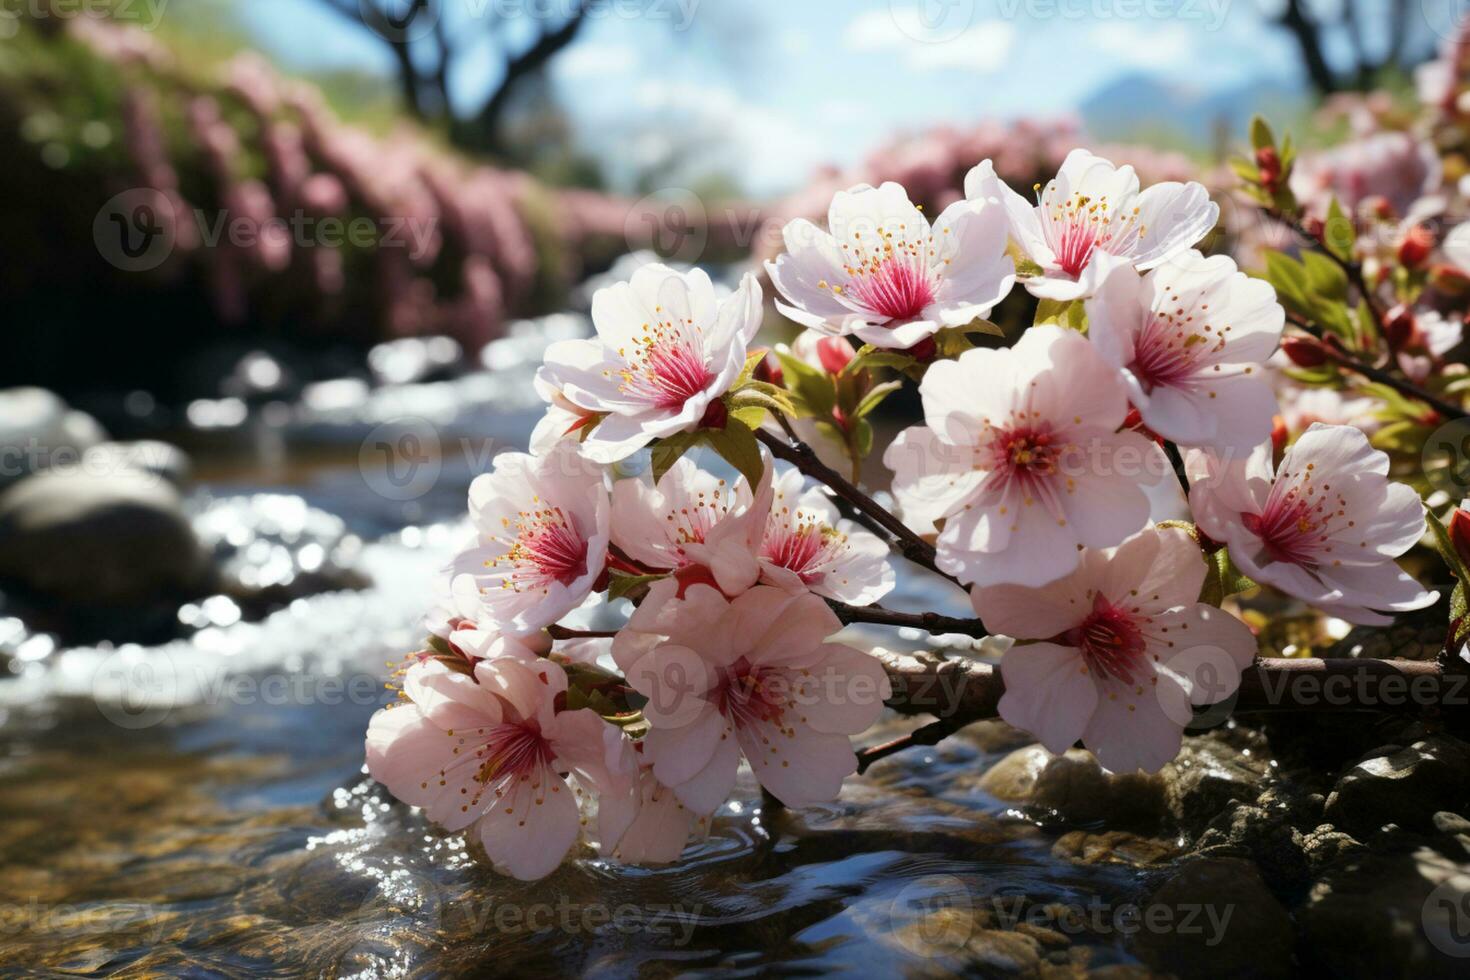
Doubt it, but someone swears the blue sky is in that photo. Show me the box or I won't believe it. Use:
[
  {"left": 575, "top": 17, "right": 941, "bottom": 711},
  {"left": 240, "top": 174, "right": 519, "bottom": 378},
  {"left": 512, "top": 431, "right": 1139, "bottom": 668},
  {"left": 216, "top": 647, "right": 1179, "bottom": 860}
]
[{"left": 239, "top": 0, "right": 1313, "bottom": 194}]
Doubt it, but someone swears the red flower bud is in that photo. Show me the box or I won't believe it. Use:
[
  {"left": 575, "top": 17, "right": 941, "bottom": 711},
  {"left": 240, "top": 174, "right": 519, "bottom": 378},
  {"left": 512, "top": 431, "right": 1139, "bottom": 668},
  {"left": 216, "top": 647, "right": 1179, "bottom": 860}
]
[
  {"left": 699, "top": 398, "right": 728, "bottom": 430},
  {"left": 1255, "top": 146, "right": 1281, "bottom": 191},
  {"left": 904, "top": 336, "right": 938, "bottom": 363},
  {"left": 751, "top": 348, "right": 784, "bottom": 387},
  {"left": 1301, "top": 216, "right": 1325, "bottom": 243},
  {"left": 1398, "top": 224, "right": 1434, "bottom": 269},
  {"left": 1364, "top": 195, "right": 1396, "bottom": 222},
  {"left": 814, "top": 336, "right": 856, "bottom": 375},
  {"left": 1450, "top": 507, "right": 1470, "bottom": 571},
  {"left": 1271, "top": 415, "right": 1288, "bottom": 458},
  {"left": 1383, "top": 304, "right": 1416, "bottom": 351},
  {"left": 1430, "top": 263, "right": 1470, "bottom": 296},
  {"left": 1280, "top": 336, "right": 1328, "bottom": 367}
]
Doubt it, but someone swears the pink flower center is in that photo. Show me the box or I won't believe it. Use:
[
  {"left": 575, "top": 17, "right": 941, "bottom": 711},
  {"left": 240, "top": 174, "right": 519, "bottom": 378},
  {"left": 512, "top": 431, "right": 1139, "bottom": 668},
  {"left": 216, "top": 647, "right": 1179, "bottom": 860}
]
[
  {"left": 496, "top": 506, "right": 589, "bottom": 591},
  {"left": 1065, "top": 596, "right": 1147, "bottom": 684},
  {"left": 762, "top": 518, "right": 845, "bottom": 585},
  {"left": 475, "top": 721, "right": 556, "bottom": 786},
  {"left": 618, "top": 314, "right": 714, "bottom": 411},
  {"left": 716, "top": 656, "right": 787, "bottom": 727},
  {"left": 1241, "top": 463, "right": 1350, "bottom": 570},
  {"left": 1037, "top": 186, "right": 1145, "bottom": 278},
  {"left": 986, "top": 423, "right": 1063, "bottom": 485},
  {"left": 1129, "top": 309, "right": 1229, "bottom": 391},
  {"left": 846, "top": 254, "right": 936, "bottom": 322}
]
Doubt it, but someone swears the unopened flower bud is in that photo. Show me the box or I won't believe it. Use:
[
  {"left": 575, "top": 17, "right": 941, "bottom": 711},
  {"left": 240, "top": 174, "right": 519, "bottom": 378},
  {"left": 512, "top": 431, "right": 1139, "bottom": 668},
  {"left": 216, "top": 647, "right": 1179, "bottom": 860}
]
[
  {"left": 904, "top": 336, "right": 937, "bottom": 363},
  {"left": 1398, "top": 224, "right": 1434, "bottom": 269},
  {"left": 699, "top": 398, "right": 728, "bottom": 430},
  {"left": 1255, "top": 146, "right": 1281, "bottom": 191},
  {"left": 1383, "top": 304, "right": 1416, "bottom": 351},
  {"left": 1364, "top": 195, "right": 1395, "bottom": 222},
  {"left": 1450, "top": 506, "right": 1470, "bottom": 570},
  {"left": 814, "top": 336, "right": 856, "bottom": 375},
  {"left": 751, "top": 347, "right": 783, "bottom": 387},
  {"left": 1280, "top": 336, "right": 1328, "bottom": 367},
  {"left": 1430, "top": 263, "right": 1470, "bottom": 295}
]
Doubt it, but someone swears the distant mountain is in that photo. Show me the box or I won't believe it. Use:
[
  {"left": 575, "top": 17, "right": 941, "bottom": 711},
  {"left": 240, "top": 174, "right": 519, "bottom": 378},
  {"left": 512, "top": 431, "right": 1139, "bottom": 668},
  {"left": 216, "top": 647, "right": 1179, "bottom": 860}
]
[{"left": 1080, "top": 73, "right": 1309, "bottom": 151}]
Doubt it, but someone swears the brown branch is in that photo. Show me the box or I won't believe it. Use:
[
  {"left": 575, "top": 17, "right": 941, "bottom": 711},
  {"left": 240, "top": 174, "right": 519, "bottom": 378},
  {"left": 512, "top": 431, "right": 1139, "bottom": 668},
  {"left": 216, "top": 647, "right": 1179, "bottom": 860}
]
[
  {"left": 756, "top": 427, "right": 969, "bottom": 592},
  {"left": 1265, "top": 207, "right": 1386, "bottom": 328},
  {"left": 548, "top": 625, "right": 618, "bottom": 640},
  {"left": 831, "top": 601, "right": 988, "bottom": 639},
  {"left": 863, "top": 652, "right": 1465, "bottom": 770},
  {"left": 1285, "top": 319, "right": 1466, "bottom": 421}
]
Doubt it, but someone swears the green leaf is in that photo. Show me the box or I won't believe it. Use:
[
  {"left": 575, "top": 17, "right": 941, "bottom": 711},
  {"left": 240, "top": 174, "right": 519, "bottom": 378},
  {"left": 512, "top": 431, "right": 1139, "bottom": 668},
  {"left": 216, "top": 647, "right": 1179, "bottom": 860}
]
[
  {"left": 851, "top": 417, "right": 874, "bottom": 459},
  {"left": 849, "top": 348, "right": 919, "bottom": 374},
  {"left": 650, "top": 430, "right": 701, "bottom": 483},
  {"left": 1015, "top": 257, "right": 1045, "bottom": 277},
  {"left": 607, "top": 571, "right": 664, "bottom": 602},
  {"left": 1322, "top": 197, "right": 1355, "bottom": 263},
  {"left": 1034, "top": 298, "right": 1087, "bottom": 330},
  {"left": 704, "top": 418, "right": 765, "bottom": 487},
  {"left": 774, "top": 350, "right": 836, "bottom": 417},
  {"left": 1249, "top": 115, "right": 1275, "bottom": 152},
  {"left": 735, "top": 348, "right": 768, "bottom": 388},
  {"left": 1301, "top": 251, "right": 1348, "bottom": 301},
  {"left": 730, "top": 382, "right": 796, "bottom": 417},
  {"left": 1199, "top": 547, "right": 1257, "bottom": 607},
  {"left": 729, "top": 404, "right": 768, "bottom": 429},
  {"left": 1428, "top": 511, "right": 1470, "bottom": 585},
  {"left": 853, "top": 380, "right": 902, "bottom": 419}
]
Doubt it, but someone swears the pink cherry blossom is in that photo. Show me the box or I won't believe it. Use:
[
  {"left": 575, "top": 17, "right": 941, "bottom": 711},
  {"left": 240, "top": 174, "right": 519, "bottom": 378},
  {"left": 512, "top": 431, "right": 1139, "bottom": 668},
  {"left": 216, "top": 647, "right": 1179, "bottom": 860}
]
[
  {"left": 596, "top": 753, "right": 705, "bottom": 865},
  {"left": 1087, "top": 251, "right": 1284, "bottom": 452},
  {"left": 365, "top": 656, "right": 631, "bottom": 880},
  {"left": 611, "top": 582, "right": 890, "bottom": 811},
  {"left": 535, "top": 264, "right": 763, "bottom": 463},
  {"left": 760, "top": 467, "right": 895, "bottom": 605},
  {"left": 1186, "top": 424, "right": 1438, "bottom": 625},
  {"left": 972, "top": 525, "right": 1258, "bottom": 774},
  {"left": 449, "top": 442, "right": 610, "bottom": 636},
  {"left": 884, "top": 325, "right": 1167, "bottom": 588},
  {"left": 765, "top": 181, "right": 1015, "bottom": 349},
  {"left": 966, "top": 149, "right": 1218, "bottom": 301},
  {"left": 610, "top": 456, "right": 773, "bottom": 597}
]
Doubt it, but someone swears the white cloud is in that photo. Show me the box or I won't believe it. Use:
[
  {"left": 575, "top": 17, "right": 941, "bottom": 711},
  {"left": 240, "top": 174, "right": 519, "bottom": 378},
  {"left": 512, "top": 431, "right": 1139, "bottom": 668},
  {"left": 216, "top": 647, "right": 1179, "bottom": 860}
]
[
  {"left": 1087, "top": 23, "right": 1194, "bottom": 70},
  {"left": 630, "top": 80, "right": 829, "bottom": 195},
  {"left": 555, "top": 43, "right": 639, "bottom": 80},
  {"left": 843, "top": 9, "right": 1014, "bottom": 72}
]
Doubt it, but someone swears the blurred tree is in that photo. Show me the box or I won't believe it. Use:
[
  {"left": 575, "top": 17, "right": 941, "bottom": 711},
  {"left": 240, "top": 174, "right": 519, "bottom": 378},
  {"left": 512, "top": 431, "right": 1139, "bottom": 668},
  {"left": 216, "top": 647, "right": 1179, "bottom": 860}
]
[
  {"left": 313, "top": 0, "right": 587, "bottom": 153},
  {"left": 1270, "top": 0, "right": 1432, "bottom": 94}
]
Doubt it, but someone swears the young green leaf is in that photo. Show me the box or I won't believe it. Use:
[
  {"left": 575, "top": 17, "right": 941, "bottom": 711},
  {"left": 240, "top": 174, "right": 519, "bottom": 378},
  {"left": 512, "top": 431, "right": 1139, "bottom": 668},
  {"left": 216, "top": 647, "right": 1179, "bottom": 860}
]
[{"left": 704, "top": 418, "right": 765, "bottom": 487}]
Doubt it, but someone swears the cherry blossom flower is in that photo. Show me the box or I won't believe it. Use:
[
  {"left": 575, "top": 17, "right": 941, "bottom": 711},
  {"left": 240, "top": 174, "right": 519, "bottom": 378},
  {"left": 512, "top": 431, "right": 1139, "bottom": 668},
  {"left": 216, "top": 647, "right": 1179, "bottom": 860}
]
[
  {"left": 965, "top": 149, "right": 1218, "bottom": 301},
  {"left": 535, "top": 264, "right": 762, "bottom": 463},
  {"left": 884, "top": 325, "right": 1166, "bottom": 588},
  {"left": 365, "top": 656, "right": 631, "bottom": 880},
  {"left": 1087, "top": 251, "right": 1284, "bottom": 452},
  {"left": 611, "top": 582, "right": 890, "bottom": 811},
  {"left": 528, "top": 373, "right": 600, "bottom": 456},
  {"left": 760, "top": 467, "right": 894, "bottom": 605},
  {"left": 1186, "top": 424, "right": 1438, "bottom": 625},
  {"left": 449, "top": 443, "right": 610, "bottom": 636},
  {"left": 972, "top": 525, "right": 1258, "bottom": 774},
  {"left": 764, "top": 181, "right": 1015, "bottom": 349},
  {"left": 1397, "top": 309, "right": 1464, "bottom": 382},
  {"left": 596, "top": 754, "right": 704, "bottom": 865},
  {"left": 610, "top": 456, "right": 773, "bottom": 597}
]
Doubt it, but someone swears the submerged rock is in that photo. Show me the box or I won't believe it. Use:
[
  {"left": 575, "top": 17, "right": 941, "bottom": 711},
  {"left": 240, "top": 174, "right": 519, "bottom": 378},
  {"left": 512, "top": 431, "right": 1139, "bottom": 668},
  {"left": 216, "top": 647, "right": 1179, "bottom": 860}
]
[
  {"left": 977, "top": 745, "right": 1168, "bottom": 829},
  {"left": 1131, "top": 857, "right": 1295, "bottom": 979},
  {"left": 0, "top": 387, "right": 107, "bottom": 488}
]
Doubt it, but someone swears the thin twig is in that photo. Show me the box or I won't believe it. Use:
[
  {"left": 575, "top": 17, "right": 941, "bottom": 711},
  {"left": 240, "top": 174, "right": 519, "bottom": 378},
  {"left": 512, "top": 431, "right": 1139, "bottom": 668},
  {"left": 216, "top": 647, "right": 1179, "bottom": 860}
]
[
  {"left": 1266, "top": 207, "right": 1387, "bottom": 328},
  {"left": 1285, "top": 319, "right": 1465, "bottom": 421},
  {"left": 548, "top": 625, "right": 618, "bottom": 640},
  {"left": 830, "top": 600, "right": 988, "bottom": 638},
  {"left": 756, "top": 426, "right": 968, "bottom": 591}
]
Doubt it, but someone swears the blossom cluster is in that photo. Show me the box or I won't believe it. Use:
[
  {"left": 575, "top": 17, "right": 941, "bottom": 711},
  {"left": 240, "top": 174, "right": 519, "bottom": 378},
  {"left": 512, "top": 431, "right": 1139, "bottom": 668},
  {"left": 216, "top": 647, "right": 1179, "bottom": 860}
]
[{"left": 364, "top": 147, "right": 1443, "bottom": 880}]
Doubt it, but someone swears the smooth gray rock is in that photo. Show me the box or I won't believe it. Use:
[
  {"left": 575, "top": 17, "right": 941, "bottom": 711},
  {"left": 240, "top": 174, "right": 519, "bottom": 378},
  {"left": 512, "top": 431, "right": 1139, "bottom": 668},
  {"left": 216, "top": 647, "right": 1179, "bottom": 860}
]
[
  {"left": 1323, "top": 736, "right": 1470, "bottom": 838},
  {"left": 1132, "top": 857, "right": 1295, "bottom": 979},
  {"left": 0, "top": 468, "right": 209, "bottom": 606}
]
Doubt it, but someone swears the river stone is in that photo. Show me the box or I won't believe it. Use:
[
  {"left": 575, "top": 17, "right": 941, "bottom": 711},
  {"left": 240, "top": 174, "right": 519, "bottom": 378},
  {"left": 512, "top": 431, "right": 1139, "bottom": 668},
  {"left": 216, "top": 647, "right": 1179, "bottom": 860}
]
[
  {"left": 0, "top": 468, "right": 209, "bottom": 606},
  {"left": 978, "top": 745, "right": 1168, "bottom": 829},
  {"left": 1130, "top": 857, "right": 1294, "bottom": 979},
  {"left": 1300, "top": 824, "right": 1367, "bottom": 876},
  {"left": 1323, "top": 736, "right": 1470, "bottom": 839},
  {"left": 1052, "top": 830, "right": 1177, "bottom": 867},
  {"left": 1297, "top": 847, "right": 1470, "bottom": 978},
  {"left": 0, "top": 387, "right": 107, "bottom": 487},
  {"left": 1159, "top": 733, "right": 1272, "bottom": 835}
]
